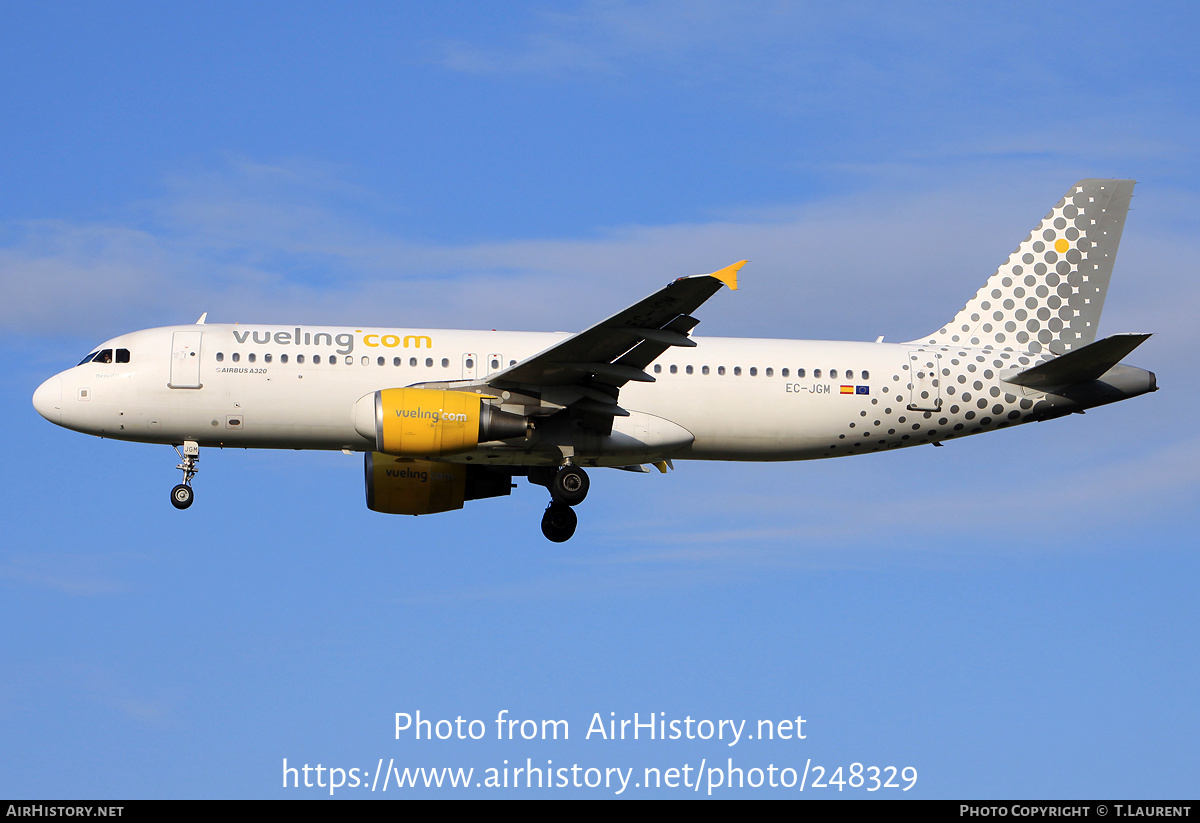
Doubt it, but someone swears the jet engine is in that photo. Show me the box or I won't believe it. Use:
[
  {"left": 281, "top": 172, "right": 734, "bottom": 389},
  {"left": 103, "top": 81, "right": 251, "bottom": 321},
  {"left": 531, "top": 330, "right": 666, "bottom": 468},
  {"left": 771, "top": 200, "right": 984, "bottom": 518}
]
[
  {"left": 355, "top": 388, "right": 528, "bottom": 456},
  {"left": 365, "top": 453, "right": 514, "bottom": 515}
]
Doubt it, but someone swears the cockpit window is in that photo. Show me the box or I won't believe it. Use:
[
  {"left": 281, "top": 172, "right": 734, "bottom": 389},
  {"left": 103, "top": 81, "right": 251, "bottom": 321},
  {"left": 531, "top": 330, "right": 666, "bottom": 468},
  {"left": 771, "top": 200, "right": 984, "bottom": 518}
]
[{"left": 77, "top": 348, "right": 130, "bottom": 366}]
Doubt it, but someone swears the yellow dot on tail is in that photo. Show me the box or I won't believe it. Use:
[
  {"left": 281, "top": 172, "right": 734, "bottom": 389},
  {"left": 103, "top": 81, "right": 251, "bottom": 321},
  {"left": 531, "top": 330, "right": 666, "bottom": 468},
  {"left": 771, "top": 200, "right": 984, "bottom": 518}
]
[{"left": 1054, "top": 238, "right": 1069, "bottom": 253}]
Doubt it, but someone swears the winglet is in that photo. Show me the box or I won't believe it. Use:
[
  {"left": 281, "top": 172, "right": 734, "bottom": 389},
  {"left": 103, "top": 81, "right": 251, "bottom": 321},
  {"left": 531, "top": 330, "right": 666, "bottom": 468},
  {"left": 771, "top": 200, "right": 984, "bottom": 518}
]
[{"left": 708, "top": 260, "right": 747, "bottom": 291}]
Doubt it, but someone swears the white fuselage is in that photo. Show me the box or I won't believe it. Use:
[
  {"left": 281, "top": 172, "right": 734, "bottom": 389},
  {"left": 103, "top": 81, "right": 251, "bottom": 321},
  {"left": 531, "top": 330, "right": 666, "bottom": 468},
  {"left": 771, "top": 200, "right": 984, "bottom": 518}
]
[{"left": 33, "top": 322, "right": 1134, "bottom": 468}]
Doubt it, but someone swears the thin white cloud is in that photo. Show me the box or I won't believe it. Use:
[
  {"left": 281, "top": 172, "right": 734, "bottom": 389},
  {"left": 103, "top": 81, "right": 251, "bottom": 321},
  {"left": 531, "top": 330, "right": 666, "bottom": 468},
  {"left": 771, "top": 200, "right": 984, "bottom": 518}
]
[
  {"left": 427, "top": 2, "right": 1199, "bottom": 187},
  {"left": 426, "top": 3, "right": 1139, "bottom": 107},
  {"left": 0, "top": 553, "right": 130, "bottom": 596},
  {"left": 9, "top": 160, "right": 1193, "bottom": 348},
  {"left": 434, "top": 1, "right": 762, "bottom": 78},
  {"left": 578, "top": 423, "right": 1200, "bottom": 559}
]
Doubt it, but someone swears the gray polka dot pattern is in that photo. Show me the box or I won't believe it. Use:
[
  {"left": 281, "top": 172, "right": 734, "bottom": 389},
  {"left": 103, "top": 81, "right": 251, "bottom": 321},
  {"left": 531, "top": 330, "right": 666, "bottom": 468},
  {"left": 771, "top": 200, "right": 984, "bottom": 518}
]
[
  {"left": 917, "top": 179, "right": 1135, "bottom": 354},
  {"left": 821, "top": 180, "right": 1139, "bottom": 457},
  {"left": 825, "top": 346, "right": 1061, "bottom": 455}
]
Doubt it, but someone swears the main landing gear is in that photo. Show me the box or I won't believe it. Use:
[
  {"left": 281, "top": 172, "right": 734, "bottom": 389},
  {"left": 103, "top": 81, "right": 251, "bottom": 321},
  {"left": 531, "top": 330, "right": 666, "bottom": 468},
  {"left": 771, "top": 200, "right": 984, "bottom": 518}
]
[
  {"left": 541, "top": 503, "right": 577, "bottom": 543},
  {"left": 536, "top": 463, "right": 590, "bottom": 543},
  {"left": 170, "top": 441, "right": 199, "bottom": 510}
]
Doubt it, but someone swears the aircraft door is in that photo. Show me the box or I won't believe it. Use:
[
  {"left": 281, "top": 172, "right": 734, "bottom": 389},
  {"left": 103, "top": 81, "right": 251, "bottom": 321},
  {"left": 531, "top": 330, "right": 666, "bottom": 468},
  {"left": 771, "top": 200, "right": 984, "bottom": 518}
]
[
  {"left": 169, "top": 331, "right": 203, "bottom": 389},
  {"left": 462, "top": 352, "right": 478, "bottom": 381},
  {"left": 907, "top": 350, "right": 941, "bottom": 411}
]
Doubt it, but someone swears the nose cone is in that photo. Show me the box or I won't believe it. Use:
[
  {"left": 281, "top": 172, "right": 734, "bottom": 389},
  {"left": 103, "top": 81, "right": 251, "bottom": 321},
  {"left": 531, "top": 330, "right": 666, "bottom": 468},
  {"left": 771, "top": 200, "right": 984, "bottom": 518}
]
[{"left": 32, "top": 375, "right": 62, "bottom": 424}]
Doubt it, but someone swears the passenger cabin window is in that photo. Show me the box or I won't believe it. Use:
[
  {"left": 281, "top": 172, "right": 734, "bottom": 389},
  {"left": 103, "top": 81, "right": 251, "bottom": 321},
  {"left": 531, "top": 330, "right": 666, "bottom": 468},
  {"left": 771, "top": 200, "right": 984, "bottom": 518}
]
[
  {"left": 281, "top": 354, "right": 289, "bottom": 364},
  {"left": 231, "top": 352, "right": 240, "bottom": 363},
  {"left": 216, "top": 352, "right": 224, "bottom": 362}
]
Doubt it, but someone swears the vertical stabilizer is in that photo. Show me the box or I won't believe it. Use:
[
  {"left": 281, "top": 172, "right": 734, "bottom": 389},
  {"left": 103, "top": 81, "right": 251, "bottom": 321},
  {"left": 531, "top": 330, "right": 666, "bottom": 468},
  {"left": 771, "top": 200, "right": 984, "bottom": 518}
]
[{"left": 915, "top": 179, "right": 1135, "bottom": 354}]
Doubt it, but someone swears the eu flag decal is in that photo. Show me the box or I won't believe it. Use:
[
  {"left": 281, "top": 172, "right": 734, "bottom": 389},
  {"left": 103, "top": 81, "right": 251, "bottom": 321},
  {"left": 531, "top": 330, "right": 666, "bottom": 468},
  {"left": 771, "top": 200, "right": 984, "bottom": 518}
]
[{"left": 856, "top": 385, "right": 869, "bottom": 395}]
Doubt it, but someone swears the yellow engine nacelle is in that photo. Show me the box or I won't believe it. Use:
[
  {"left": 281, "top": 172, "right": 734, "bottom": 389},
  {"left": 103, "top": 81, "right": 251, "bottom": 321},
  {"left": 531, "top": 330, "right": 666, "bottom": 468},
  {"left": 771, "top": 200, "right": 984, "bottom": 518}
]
[
  {"left": 365, "top": 453, "right": 514, "bottom": 515},
  {"left": 355, "top": 388, "right": 527, "bottom": 456}
]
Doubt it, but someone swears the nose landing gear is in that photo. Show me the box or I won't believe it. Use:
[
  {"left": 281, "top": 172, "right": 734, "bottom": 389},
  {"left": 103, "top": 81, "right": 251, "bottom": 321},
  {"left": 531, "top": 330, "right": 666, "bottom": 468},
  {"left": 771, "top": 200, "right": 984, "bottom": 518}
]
[
  {"left": 170, "top": 441, "right": 199, "bottom": 510},
  {"left": 170, "top": 483, "right": 194, "bottom": 509}
]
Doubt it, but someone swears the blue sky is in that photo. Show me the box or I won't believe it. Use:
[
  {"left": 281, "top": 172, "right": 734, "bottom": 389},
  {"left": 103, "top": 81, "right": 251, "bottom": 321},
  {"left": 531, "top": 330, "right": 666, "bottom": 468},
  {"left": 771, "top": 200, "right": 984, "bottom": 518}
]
[{"left": 2, "top": 2, "right": 1197, "bottom": 798}]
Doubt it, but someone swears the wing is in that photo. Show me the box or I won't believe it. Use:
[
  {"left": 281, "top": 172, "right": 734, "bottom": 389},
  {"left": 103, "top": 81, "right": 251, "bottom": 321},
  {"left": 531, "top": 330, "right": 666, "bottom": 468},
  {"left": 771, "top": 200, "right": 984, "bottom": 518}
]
[{"left": 483, "top": 261, "right": 745, "bottom": 433}]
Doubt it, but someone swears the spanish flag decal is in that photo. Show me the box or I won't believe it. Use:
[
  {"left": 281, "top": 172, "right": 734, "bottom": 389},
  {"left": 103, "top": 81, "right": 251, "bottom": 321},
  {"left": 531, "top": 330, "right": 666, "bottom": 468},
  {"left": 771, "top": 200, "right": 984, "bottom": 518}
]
[{"left": 840, "top": 385, "right": 854, "bottom": 394}]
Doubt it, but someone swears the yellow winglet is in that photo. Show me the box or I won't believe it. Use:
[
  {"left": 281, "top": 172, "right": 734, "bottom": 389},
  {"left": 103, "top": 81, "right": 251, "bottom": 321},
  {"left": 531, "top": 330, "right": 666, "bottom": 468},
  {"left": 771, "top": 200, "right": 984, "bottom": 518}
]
[{"left": 708, "top": 260, "right": 747, "bottom": 291}]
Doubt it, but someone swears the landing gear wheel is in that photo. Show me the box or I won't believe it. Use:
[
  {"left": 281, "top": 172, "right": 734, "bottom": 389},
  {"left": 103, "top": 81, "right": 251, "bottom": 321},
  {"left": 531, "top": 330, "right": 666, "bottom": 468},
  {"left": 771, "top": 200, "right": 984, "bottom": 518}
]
[
  {"left": 541, "top": 502, "right": 578, "bottom": 543},
  {"left": 171, "top": 442, "right": 200, "bottom": 510},
  {"left": 550, "top": 466, "right": 589, "bottom": 506},
  {"left": 170, "top": 484, "right": 194, "bottom": 510}
]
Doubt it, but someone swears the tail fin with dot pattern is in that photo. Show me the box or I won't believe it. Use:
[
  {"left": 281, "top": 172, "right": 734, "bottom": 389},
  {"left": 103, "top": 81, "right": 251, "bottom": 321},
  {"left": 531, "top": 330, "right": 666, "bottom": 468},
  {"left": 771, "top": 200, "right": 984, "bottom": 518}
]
[{"left": 915, "top": 179, "right": 1135, "bottom": 355}]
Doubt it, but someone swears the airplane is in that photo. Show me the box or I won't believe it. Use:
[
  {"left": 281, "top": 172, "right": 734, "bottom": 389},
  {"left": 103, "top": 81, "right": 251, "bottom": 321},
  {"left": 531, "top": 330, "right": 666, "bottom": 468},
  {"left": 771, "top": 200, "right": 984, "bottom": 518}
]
[{"left": 31, "top": 179, "right": 1156, "bottom": 542}]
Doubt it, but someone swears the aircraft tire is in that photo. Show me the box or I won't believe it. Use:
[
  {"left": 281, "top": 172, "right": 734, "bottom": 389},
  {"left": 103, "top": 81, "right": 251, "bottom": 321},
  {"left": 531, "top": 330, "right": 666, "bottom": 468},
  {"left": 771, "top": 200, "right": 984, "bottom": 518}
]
[
  {"left": 170, "top": 484, "right": 194, "bottom": 510},
  {"left": 541, "top": 502, "right": 577, "bottom": 542},
  {"left": 550, "top": 466, "right": 589, "bottom": 506}
]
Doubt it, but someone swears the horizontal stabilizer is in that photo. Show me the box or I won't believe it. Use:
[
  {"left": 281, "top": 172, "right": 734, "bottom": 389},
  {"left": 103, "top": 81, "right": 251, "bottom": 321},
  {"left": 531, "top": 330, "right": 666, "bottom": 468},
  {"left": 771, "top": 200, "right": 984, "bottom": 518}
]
[{"left": 1004, "top": 333, "right": 1151, "bottom": 390}]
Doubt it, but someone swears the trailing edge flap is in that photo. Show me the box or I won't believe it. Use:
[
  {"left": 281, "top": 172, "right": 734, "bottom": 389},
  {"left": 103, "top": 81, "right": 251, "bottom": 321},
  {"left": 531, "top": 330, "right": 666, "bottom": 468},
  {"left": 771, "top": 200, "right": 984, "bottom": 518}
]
[
  {"left": 486, "top": 261, "right": 745, "bottom": 392},
  {"left": 609, "top": 460, "right": 673, "bottom": 474},
  {"left": 1003, "top": 333, "right": 1151, "bottom": 390}
]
